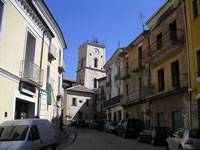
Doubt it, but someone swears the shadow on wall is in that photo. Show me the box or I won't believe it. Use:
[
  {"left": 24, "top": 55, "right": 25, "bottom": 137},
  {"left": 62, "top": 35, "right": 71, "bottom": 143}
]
[{"left": 70, "top": 101, "right": 94, "bottom": 121}]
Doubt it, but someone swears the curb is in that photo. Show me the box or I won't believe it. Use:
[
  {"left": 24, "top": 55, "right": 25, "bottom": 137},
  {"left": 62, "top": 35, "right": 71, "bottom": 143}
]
[{"left": 57, "top": 130, "right": 77, "bottom": 150}]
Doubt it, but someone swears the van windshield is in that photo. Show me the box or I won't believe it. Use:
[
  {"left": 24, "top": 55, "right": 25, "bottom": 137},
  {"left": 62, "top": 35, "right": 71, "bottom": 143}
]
[{"left": 0, "top": 125, "right": 29, "bottom": 141}]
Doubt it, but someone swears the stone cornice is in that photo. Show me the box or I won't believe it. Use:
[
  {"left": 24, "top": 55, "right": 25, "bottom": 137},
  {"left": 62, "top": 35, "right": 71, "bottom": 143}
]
[
  {"left": 15, "top": 0, "right": 53, "bottom": 40},
  {"left": 33, "top": 0, "right": 67, "bottom": 49}
]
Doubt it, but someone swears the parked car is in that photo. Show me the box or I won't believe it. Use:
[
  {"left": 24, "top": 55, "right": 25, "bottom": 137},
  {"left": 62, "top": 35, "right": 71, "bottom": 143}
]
[
  {"left": 76, "top": 120, "right": 85, "bottom": 128},
  {"left": 166, "top": 128, "right": 200, "bottom": 150},
  {"left": 89, "top": 120, "right": 100, "bottom": 129},
  {"left": 137, "top": 127, "right": 172, "bottom": 146},
  {"left": 0, "top": 119, "right": 56, "bottom": 150},
  {"left": 105, "top": 121, "right": 117, "bottom": 134},
  {"left": 67, "top": 119, "right": 77, "bottom": 127},
  {"left": 115, "top": 119, "right": 144, "bottom": 138}
]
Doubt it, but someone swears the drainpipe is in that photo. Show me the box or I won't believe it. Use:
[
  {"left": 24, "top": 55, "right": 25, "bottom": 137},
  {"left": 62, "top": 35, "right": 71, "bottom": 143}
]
[
  {"left": 37, "top": 29, "right": 49, "bottom": 118},
  {"left": 181, "top": 0, "right": 192, "bottom": 128}
]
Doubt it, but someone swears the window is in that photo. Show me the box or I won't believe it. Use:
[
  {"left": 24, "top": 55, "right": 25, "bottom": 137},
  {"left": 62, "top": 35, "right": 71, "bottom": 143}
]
[
  {"left": 28, "top": 125, "right": 40, "bottom": 141},
  {"left": 197, "top": 50, "right": 200, "bottom": 76},
  {"left": 171, "top": 60, "right": 180, "bottom": 87},
  {"left": 126, "top": 84, "right": 129, "bottom": 95},
  {"left": 94, "top": 78, "right": 97, "bottom": 88},
  {"left": 169, "top": 20, "right": 177, "bottom": 41},
  {"left": 139, "top": 77, "right": 142, "bottom": 99},
  {"left": 126, "top": 57, "right": 129, "bottom": 75},
  {"left": 0, "top": 0, "right": 4, "bottom": 33},
  {"left": 47, "top": 65, "right": 50, "bottom": 83},
  {"left": 72, "top": 98, "right": 77, "bottom": 106},
  {"left": 81, "top": 58, "right": 83, "bottom": 68},
  {"left": 193, "top": 0, "right": 199, "bottom": 18},
  {"left": 86, "top": 99, "right": 89, "bottom": 106},
  {"left": 59, "top": 50, "right": 61, "bottom": 66},
  {"left": 94, "top": 58, "right": 98, "bottom": 68},
  {"left": 138, "top": 46, "right": 142, "bottom": 68},
  {"left": 157, "top": 32, "right": 163, "bottom": 50},
  {"left": 58, "top": 76, "right": 60, "bottom": 94},
  {"left": 158, "top": 68, "right": 165, "bottom": 91}
]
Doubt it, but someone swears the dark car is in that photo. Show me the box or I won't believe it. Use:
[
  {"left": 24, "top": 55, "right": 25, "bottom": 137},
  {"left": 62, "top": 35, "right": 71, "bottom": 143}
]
[
  {"left": 89, "top": 120, "right": 100, "bottom": 129},
  {"left": 115, "top": 119, "right": 144, "bottom": 138},
  {"left": 137, "top": 127, "right": 172, "bottom": 146},
  {"left": 76, "top": 120, "right": 85, "bottom": 128}
]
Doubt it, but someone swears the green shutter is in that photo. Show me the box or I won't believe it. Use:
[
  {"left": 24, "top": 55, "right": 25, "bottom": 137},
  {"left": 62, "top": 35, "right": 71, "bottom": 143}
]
[{"left": 46, "top": 83, "right": 52, "bottom": 105}]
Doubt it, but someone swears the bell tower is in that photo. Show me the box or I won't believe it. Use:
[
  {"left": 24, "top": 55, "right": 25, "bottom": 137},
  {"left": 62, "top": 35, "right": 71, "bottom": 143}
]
[{"left": 76, "top": 41, "right": 106, "bottom": 89}]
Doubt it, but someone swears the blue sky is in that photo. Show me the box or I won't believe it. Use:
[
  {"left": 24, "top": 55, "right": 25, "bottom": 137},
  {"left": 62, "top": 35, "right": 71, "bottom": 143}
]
[{"left": 44, "top": 0, "right": 166, "bottom": 79}]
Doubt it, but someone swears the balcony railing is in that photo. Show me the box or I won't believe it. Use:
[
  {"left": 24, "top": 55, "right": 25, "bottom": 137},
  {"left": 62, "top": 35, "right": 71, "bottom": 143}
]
[
  {"left": 106, "top": 80, "right": 111, "bottom": 88},
  {"left": 104, "top": 95, "right": 120, "bottom": 108},
  {"left": 120, "top": 90, "right": 142, "bottom": 106},
  {"left": 20, "top": 60, "right": 43, "bottom": 87},
  {"left": 58, "top": 60, "right": 66, "bottom": 73},
  {"left": 144, "top": 29, "right": 185, "bottom": 63},
  {"left": 48, "top": 43, "right": 57, "bottom": 61},
  {"left": 143, "top": 74, "right": 188, "bottom": 98}
]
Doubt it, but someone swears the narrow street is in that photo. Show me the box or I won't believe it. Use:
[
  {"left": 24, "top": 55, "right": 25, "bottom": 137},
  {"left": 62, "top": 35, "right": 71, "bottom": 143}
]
[{"left": 63, "top": 128, "right": 166, "bottom": 150}]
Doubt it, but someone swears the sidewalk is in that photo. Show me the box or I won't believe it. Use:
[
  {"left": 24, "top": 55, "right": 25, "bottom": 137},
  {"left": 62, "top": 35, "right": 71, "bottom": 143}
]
[{"left": 56, "top": 127, "right": 77, "bottom": 150}]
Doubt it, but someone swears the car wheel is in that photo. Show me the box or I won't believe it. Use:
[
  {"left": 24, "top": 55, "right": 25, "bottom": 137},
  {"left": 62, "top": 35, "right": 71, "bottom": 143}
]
[
  {"left": 122, "top": 132, "right": 126, "bottom": 139},
  {"left": 151, "top": 138, "right": 156, "bottom": 146},
  {"left": 137, "top": 136, "right": 141, "bottom": 143},
  {"left": 179, "top": 146, "right": 183, "bottom": 150}
]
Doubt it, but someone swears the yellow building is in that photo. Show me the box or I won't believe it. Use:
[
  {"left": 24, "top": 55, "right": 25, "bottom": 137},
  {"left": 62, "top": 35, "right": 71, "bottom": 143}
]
[
  {"left": 185, "top": 0, "right": 200, "bottom": 127},
  {"left": 144, "top": 0, "right": 189, "bottom": 129},
  {"left": 0, "top": 0, "right": 67, "bottom": 126}
]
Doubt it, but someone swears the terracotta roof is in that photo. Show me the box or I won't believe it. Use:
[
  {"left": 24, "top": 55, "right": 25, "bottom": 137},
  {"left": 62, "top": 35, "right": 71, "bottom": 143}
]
[
  {"left": 67, "top": 85, "right": 94, "bottom": 94},
  {"left": 63, "top": 78, "right": 76, "bottom": 83}
]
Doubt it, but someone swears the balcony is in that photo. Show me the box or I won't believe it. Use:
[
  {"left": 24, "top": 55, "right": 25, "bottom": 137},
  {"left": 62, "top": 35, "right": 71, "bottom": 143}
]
[
  {"left": 20, "top": 60, "right": 43, "bottom": 87},
  {"left": 104, "top": 95, "right": 120, "bottom": 108},
  {"left": 48, "top": 43, "right": 57, "bottom": 62},
  {"left": 144, "top": 29, "right": 185, "bottom": 64},
  {"left": 120, "top": 90, "right": 142, "bottom": 106},
  {"left": 143, "top": 74, "right": 188, "bottom": 99},
  {"left": 120, "top": 68, "right": 131, "bottom": 80},
  {"left": 58, "top": 61, "right": 66, "bottom": 73},
  {"left": 131, "top": 58, "right": 145, "bottom": 73}
]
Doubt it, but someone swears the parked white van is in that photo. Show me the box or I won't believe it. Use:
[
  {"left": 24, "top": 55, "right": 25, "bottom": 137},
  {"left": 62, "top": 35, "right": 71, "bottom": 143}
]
[{"left": 0, "top": 119, "right": 56, "bottom": 150}]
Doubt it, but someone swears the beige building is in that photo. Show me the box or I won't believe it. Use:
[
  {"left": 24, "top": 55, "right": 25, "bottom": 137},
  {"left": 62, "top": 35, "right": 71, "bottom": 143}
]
[
  {"left": 120, "top": 31, "right": 150, "bottom": 125},
  {"left": 64, "top": 85, "right": 94, "bottom": 123},
  {"left": 0, "top": 0, "right": 67, "bottom": 124}
]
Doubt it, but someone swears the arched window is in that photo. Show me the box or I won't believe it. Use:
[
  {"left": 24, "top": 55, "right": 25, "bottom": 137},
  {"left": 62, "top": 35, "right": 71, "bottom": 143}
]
[{"left": 94, "top": 58, "right": 98, "bottom": 68}]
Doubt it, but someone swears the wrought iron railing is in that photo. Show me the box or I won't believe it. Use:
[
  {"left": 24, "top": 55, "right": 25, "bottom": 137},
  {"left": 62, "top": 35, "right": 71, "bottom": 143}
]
[
  {"left": 143, "top": 29, "right": 185, "bottom": 61},
  {"left": 104, "top": 95, "right": 120, "bottom": 108},
  {"left": 20, "top": 60, "right": 43, "bottom": 87}
]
